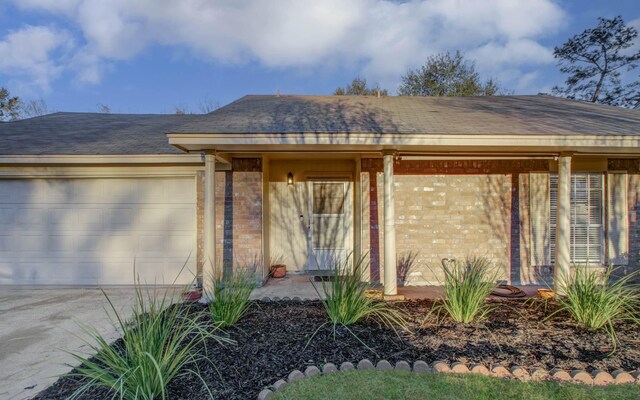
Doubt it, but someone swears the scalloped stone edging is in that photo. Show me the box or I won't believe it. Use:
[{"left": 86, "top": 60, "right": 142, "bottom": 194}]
[
  {"left": 256, "top": 360, "right": 640, "bottom": 399},
  {"left": 259, "top": 296, "right": 316, "bottom": 302}
]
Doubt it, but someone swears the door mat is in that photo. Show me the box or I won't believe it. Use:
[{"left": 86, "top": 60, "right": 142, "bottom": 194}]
[{"left": 313, "top": 275, "right": 336, "bottom": 282}]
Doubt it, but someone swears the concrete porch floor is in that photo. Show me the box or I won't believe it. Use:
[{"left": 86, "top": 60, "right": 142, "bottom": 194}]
[{"left": 250, "top": 273, "right": 544, "bottom": 300}]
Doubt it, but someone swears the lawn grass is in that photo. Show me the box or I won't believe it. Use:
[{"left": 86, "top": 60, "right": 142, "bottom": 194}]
[{"left": 271, "top": 370, "right": 638, "bottom": 400}]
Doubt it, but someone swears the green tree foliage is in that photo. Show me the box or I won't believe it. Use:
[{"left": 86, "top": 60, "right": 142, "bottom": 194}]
[
  {"left": 0, "top": 87, "right": 21, "bottom": 121},
  {"left": 334, "top": 77, "right": 388, "bottom": 96},
  {"left": 398, "top": 51, "right": 499, "bottom": 96},
  {"left": 552, "top": 16, "right": 640, "bottom": 108}
]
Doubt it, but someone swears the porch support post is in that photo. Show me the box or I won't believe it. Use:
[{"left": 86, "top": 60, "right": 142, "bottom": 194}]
[
  {"left": 554, "top": 153, "right": 572, "bottom": 294},
  {"left": 383, "top": 151, "right": 397, "bottom": 296},
  {"left": 203, "top": 152, "right": 217, "bottom": 295}
]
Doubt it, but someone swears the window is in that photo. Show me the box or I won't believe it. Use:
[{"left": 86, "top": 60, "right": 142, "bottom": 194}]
[{"left": 550, "top": 173, "right": 604, "bottom": 264}]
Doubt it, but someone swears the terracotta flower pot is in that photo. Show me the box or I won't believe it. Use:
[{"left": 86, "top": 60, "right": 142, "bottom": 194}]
[
  {"left": 537, "top": 288, "right": 554, "bottom": 299},
  {"left": 182, "top": 289, "right": 202, "bottom": 302},
  {"left": 270, "top": 264, "right": 286, "bottom": 278}
]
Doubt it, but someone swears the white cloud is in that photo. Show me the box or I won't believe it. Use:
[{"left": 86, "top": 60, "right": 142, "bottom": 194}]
[
  {"left": 0, "top": 25, "right": 72, "bottom": 91},
  {"left": 470, "top": 39, "right": 555, "bottom": 69},
  {"left": 8, "top": 0, "right": 566, "bottom": 93}
]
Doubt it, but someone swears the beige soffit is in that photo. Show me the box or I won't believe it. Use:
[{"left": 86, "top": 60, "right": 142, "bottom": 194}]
[{"left": 166, "top": 133, "right": 640, "bottom": 155}]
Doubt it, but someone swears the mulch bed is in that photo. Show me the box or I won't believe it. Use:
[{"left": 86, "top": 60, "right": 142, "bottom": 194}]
[{"left": 34, "top": 299, "right": 640, "bottom": 400}]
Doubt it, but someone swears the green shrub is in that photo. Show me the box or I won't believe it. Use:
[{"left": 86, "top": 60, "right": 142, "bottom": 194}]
[
  {"left": 438, "top": 256, "right": 499, "bottom": 323},
  {"left": 68, "top": 280, "right": 230, "bottom": 400},
  {"left": 554, "top": 265, "right": 640, "bottom": 346},
  {"left": 206, "top": 267, "right": 257, "bottom": 328},
  {"left": 313, "top": 255, "right": 406, "bottom": 330}
]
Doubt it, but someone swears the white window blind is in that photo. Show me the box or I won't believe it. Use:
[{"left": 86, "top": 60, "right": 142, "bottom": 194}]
[{"left": 550, "top": 173, "right": 604, "bottom": 264}]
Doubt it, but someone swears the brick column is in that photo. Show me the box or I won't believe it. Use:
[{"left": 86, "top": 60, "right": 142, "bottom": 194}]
[
  {"left": 554, "top": 154, "right": 572, "bottom": 294},
  {"left": 383, "top": 151, "right": 397, "bottom": 296},
  {"left": 203, "top": 152, "right": 217, "bottom": 296}
]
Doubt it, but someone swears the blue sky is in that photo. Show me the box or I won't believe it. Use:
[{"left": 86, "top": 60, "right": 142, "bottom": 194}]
[{"left": 1, "top": 0, "right": 639, "bottom": 114}]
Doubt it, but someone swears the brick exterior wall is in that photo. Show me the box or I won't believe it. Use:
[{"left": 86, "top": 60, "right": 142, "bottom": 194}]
[
  {"left": 196, "top": 158, "right": 263, "bottom": 282},
  {"left": 361, "top": 158, "right": 549, "bottom": 285}
]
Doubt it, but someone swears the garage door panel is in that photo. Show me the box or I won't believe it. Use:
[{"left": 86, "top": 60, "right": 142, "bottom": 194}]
[
  {"left": 103, "top": 179, "right": 139, "bottom": 204},
  {"left": 168, "top": 179, "right": 196, "bottom": 203},
  {"left": 169, "top": 208, "right": 196, "bottom": 230},
  {"left": 77, "top": 234, "right": 105, "bottom": 253},
  {"left": 73, "top": 180, "right": 105, "bottom": 203},
  {"left": 134, "top": 259, "right": 166, "bottom": 284},
  {"left": 101, "top": 259, "right": 137, "bottom": 284},
  {"left": 168, "top": 234, "right": 195, "bottom": 252},
  {"left": 47, "top": 235, "right": 75, "bottom": 252},
  {"left": 20, "top": 234, "right": 47, "bottom": 252},
  {"left": 46, "top": 180, "right": 75, "bottom": 203},
  {"left": 108, "top": 208, "right": 136, "bottom": 229},
  {"left": 136, "top": 207, "right": 168, "bottom": 230},
  {"left": 17, "top": 208, "right": 46, "bottom": 226},
  {"left": 0, "top": 177, "right": 197, "bottom": 285},
  {"left": 1, "top": 180, "right": 34, "bottom": 203},
  {"left": 102, "top": 234, "right": 136, "bottom": 253},
  {"left": 77, "top": 208, "right": 104, "bottom": 230},
  {"left": 139, "top": 257, "right": 196, "bottom": 285},
  {"left": 0, "top": 208, "right": 15, "bottom": 225},
  {"left": 137, "top": 180, "right": 168, "bottom": 203},
  {"left": 139, "top": 235, "right": 167, "bottom": 252},
  {"left": 0, "top": 234, "right": 15, "bottom": 252},
  {"left": 48, "top": 208, "right": 75, "bottom": 228},
  {"left": 165, "top": 257, "right": 198, "bottom": 284},
  {"left": 49, "top": 260, "right": 101, "bottom": 282}
]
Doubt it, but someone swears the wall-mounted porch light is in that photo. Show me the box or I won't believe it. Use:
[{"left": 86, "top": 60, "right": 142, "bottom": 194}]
[{"left": 287, "top": 172, "right": 294, "bottom": 185}]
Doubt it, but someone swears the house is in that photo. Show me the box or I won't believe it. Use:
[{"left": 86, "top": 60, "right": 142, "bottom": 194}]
[{"left": 1, "top": 95, "right": 638, "bottom": 295}]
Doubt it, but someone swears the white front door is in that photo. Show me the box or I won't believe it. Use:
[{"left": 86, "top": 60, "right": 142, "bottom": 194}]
[{"left": 306, "top": 181, "right": 353, "bottom": 271}]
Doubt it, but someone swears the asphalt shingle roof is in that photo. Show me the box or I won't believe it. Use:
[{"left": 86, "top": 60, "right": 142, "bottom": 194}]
[
  {"left": 171, "top": 95, "right": 640, "bottom": 136},
  {"left": 1, "top": 95, "right": 638, "bottom": 155},
  {"left": 0, "top": 112, "right": 197, "bottom": 155}
]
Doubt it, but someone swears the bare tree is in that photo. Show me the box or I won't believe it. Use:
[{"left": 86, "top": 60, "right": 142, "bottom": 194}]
[
  {"left": 96, "top": 103, "right": 111, "bottom": 113},
  {"left": 198, "top": 97, "right": 220, "bottom": 113},
  {"left": 20, "top": 98, "right": 50, "bottom": 118}
]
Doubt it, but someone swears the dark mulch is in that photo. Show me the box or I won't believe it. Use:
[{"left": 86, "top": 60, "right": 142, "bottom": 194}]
[{"left": 34, "top": 299, "right": 640, "bottom": 400}]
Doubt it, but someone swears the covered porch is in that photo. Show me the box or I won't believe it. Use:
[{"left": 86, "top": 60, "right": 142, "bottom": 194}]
[
  {"left": 167, "top": 96, "right": 640, "bottom": 297},
  {"left": 249, "top": 273, "right": 543, "bottom": 300}
]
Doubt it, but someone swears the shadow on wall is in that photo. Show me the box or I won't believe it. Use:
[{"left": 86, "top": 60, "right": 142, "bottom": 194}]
[
  {"left": 268, "top": 160, "right": 355, "bottom": 274},
  {"left": 0, "top": 178, "right": 198, "bottom": 285},
  {"left": 397, "top": 250, "right": 418, "bottom": 287},
  {"left": 481, "top": 171, "right": 553, "bottom": 286},
  {"left": 269, "top": 179, "right": 309, "bottom": 272},
  {"left": 208, "top": 253, "right": 263, "bottom": 286}
]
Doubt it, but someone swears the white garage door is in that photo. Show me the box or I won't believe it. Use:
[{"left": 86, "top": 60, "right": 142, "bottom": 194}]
[{"left": 0, "top": 177, "right": 197, "bottom": 285}]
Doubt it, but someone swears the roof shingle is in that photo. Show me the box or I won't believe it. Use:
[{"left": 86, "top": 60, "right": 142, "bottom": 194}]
[{"left": 1, "top": 95, "right": 638, "bottom": 156}]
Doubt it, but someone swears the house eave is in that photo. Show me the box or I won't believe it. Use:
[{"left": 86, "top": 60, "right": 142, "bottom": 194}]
[
  {"left": 166, "top": 132, "right": 640, "bottom": 155},
  {"left": 0, "top": 154, "right": 204, "bottom": 165}
]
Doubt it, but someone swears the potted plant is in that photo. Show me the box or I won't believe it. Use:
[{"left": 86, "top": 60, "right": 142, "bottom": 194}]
[
  {"left": 181, "top": 281, "right": 203, "bottom": 302},
  {"left": 269, "top": 253, "right": 287, "bottom": 278}
]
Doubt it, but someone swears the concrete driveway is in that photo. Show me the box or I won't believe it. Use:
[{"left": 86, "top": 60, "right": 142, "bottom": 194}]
[{"left": 0, "top": 287, "right": 140, "bottom": 400}]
